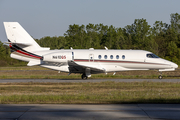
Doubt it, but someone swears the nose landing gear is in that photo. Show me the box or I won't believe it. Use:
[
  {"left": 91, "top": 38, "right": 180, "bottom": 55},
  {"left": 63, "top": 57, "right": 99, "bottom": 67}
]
[
  {"left": 158, "top": 72, "right": 163, "bottom": 79},
  {"left": 158, "top": 75, "right": 163, "bottom": 79}
]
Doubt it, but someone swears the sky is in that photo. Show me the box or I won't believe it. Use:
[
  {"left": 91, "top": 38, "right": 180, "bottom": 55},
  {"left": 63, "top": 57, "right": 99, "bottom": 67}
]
[{"left": 0, "top": 0, "right": 180, "bottom": 42}]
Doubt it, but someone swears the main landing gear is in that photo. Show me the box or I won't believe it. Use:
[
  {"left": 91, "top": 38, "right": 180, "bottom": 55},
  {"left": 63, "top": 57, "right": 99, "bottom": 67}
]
[{"left": 81, "top": 74, "right": 87, "bottom": 79}]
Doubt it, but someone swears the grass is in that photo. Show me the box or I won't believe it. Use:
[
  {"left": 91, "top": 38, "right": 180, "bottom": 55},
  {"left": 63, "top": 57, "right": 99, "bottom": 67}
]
[
  {"left": 0, "top": 66, "right": 48, "bottom": 70},
  {"left": 0, "top": 81, "right": 180, "bottom": 104}
]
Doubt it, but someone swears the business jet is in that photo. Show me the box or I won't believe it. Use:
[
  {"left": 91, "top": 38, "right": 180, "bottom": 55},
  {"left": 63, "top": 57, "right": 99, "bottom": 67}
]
[{"left": 3, "top": 22, "right": 178, "bottom": 79}]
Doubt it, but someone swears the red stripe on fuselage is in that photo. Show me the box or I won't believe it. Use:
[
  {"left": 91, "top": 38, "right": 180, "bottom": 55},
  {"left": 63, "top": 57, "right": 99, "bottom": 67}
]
[
  {"left": 16, "top": 50, "right": 41, "bottom": 59},
  {"left": 74, "top": 59, "right": 166, "bottom": 65},
  {"left": 9, "top": 43, "right": 42, "bottom": 59}
]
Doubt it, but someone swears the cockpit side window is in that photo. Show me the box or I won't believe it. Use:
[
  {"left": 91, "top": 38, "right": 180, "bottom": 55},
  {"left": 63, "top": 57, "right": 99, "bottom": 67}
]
[
  {"left": 152, "top": 54, "right": 159, "bottom": 58},
  {"left": 146, "top": 54, "right": 159, "bottom": 58}
]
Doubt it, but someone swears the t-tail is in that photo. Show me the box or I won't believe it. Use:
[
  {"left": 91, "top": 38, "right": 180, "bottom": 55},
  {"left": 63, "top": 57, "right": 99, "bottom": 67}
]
[{"left": 3, "top": 22, "right": 50, "bottom": 66}]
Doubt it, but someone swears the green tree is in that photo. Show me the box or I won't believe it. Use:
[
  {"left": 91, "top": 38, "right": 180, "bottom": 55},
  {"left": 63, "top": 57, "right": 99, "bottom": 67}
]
[
  {"left": 125, "top": 18, "right": 151, "bottom": 49},
  {"left": 166, "top": 41, "right": 179, "bottom": 63},
  {"left": 64, "top": 24, "right": 86, "bottom": 49},
  {"left": 86, "top": 23, "right": 100, "bottom": 48},
  {"left": 0, "top": 41, "right": 6, "bottom": 60}
]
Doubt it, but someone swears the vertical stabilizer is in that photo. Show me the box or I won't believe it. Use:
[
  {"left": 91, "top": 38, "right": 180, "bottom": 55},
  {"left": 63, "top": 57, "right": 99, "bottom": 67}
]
[
  {"left": 3, "top": 22, "right": 49, "bottom": 66},
  {"left": 3, "top": 22, "right": 49, "bottom": 52}
]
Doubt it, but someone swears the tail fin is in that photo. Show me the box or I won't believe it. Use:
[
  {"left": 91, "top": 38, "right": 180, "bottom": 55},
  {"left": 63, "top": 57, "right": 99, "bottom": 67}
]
[
  {"left": 3, "top": 22, "right": 49, "bottom": 66},
  {"left": 3, "top": 22, "right": 49, "bottom": 52}
]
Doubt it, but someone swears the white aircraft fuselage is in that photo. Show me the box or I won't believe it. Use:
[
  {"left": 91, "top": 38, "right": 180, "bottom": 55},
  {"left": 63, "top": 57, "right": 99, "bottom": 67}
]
[{"left": 4, "top": 22, "right": 178, "bottom": 79}]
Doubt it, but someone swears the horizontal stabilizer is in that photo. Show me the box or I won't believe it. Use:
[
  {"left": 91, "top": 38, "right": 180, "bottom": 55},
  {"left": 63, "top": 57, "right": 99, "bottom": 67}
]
[{"left": 5, "top": 42, "right": 32, "bottom": 47}]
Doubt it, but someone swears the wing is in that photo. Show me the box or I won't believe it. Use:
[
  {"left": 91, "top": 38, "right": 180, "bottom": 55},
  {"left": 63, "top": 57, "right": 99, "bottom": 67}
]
[{"left": 68, "top": 61, "right": 105, "bottom": 74}]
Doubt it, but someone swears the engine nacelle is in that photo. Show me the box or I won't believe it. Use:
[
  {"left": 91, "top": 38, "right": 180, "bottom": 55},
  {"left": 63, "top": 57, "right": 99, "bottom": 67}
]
[{"left": 42, "top": 51, "right": 73, "bottom": 63}]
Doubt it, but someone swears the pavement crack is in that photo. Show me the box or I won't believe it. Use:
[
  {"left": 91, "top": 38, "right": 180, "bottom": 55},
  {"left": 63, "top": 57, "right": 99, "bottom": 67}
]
[
  {"left": 137, "top": 104, "right": 151, "bottom": 119},
  {"left": 16, "top": 107, "right": 32, "bottom": 120}
]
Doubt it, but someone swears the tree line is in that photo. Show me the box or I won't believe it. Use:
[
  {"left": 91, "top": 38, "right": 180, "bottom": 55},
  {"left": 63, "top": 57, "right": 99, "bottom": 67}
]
[
  {"left": 1, "top": 13, "right": 180, "bottom": 66},
  {"left": 0, "top": 41, "right": 26, "bottom": 66}
]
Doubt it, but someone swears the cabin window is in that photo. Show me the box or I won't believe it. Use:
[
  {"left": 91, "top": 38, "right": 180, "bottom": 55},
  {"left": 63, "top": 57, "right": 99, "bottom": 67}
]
[
  {"left": 110, "top": 55, "right": 113, "bottom": 59},
  {"left": 116, "top": 55, "right": 119, "bottom": 59},
  {"left": 122, "top": 55, "right": 125, "bottom": 59},
  {"left": 98, "top": 55, "right": 101, "bottom": 59},
  {"left": 146, "top": 54, "right": 159, "bottom": 58},
  {"left": 104, "top": 55, "right": 107, "bottom": 59}
]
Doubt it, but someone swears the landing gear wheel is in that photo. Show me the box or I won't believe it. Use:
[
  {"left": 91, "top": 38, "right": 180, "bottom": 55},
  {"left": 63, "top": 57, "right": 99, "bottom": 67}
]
[
  {"left": 81, "top": 74, "right": 87, "bottom": 79},
  {"left": 158, "top": 71, "right": 163, "bottom": 79},
  {"left": 158, "top": 75, "right": 162, "bottom": 79}
]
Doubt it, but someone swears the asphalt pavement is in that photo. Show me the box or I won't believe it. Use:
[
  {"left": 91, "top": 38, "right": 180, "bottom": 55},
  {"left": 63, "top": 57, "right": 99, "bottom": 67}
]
[
  {"left": 0, "top": 104, "right": 180, "bottom": 120},
  {"left": 0, "top": 79, "right": 180, "bottom": 83}
]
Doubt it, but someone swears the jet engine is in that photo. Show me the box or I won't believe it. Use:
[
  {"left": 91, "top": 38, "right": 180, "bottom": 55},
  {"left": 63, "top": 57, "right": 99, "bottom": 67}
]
[{"left": 42, "top": 51, "right": 73, "bottom": 63}]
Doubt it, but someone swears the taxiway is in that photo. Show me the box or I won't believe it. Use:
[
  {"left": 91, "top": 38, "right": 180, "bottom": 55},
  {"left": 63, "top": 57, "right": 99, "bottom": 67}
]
[
  {"left": 0, "top": 79, "right": 180, "bottom": 83},
  {"left": 0, "top": 104, "right": 180, "bottom": 120}
]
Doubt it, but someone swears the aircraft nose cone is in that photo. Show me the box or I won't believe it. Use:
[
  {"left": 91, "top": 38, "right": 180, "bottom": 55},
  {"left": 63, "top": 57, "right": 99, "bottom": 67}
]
[{"left": 172, "top": 63, "right": 178, "bottom": 68}]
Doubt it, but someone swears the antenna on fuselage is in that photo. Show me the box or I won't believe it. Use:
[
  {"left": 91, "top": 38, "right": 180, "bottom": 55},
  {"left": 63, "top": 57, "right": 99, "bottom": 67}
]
[
  {"left": 104, "top": 46, "right": 108, "bottom": 50},
  {"left": 70, "top": 47, "right": 73, "bottom": 50}
]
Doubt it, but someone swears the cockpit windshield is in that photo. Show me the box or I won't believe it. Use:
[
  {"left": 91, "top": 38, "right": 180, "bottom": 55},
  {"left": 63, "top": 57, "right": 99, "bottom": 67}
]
[{"left": 146, "top": 54, "right": 159, "bottom": 58}]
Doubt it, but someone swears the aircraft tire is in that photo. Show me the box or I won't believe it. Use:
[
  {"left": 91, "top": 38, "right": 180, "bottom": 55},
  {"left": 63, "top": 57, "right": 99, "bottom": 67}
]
[
  {"left": 81, "top": 74, "right": 87, "bottom": 79},
  {"left": 158, "top": 75, "right": 162, "bottom": 79}
]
